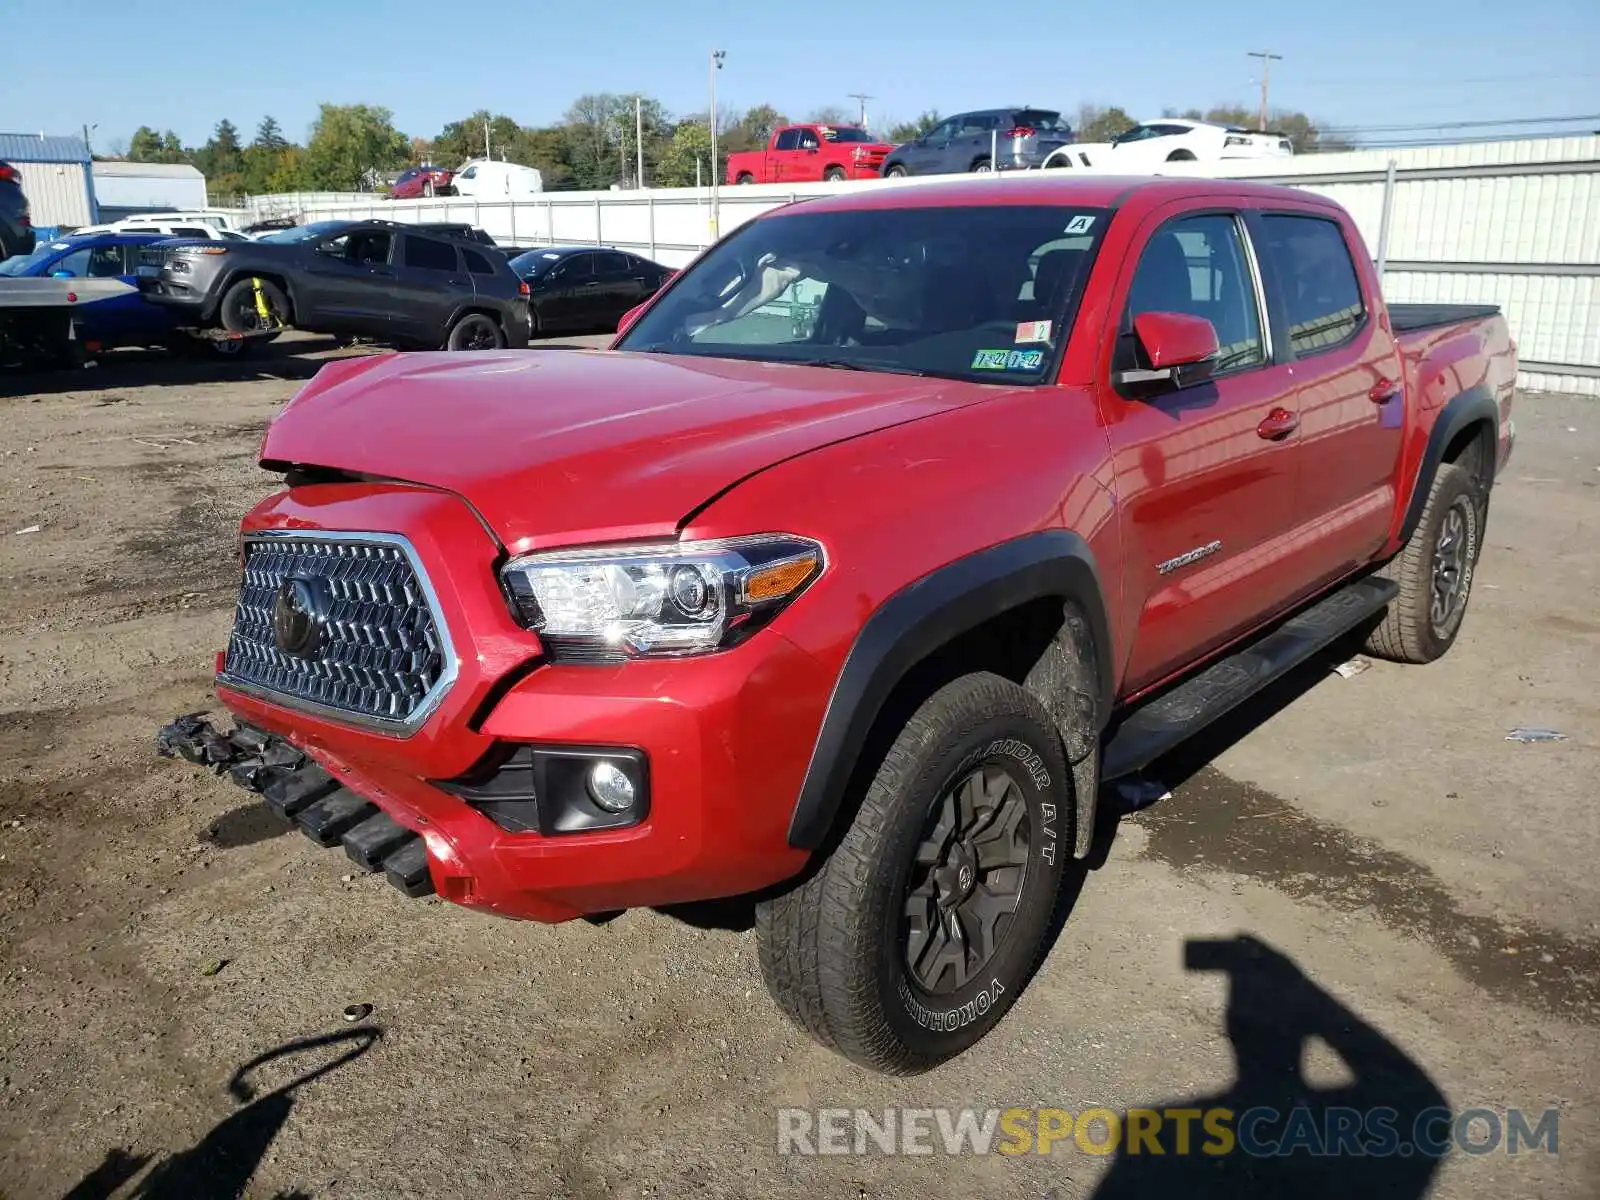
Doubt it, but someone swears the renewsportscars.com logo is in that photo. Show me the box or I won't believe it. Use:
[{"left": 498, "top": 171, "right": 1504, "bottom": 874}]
[{"left": 777, "top": 1105, "right": 1560, "bottom": 1158}]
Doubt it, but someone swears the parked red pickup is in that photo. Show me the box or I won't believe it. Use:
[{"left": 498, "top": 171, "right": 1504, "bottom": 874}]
[
  {"left": 726, "top": 123, "right": 894, "bottom": 184},
  {"left": 159, "top": 176, "right": 1516, "bottom": 1076}
]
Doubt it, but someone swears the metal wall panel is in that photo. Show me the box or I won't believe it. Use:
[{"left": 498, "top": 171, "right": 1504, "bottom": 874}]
[{"left": 11, "top": 161, "right": 92, "bottom": 227}]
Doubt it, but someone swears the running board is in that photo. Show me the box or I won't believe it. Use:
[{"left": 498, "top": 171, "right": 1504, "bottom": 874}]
[{"left": 1101, "top": 576, "right": 1397, "bottom": 781}]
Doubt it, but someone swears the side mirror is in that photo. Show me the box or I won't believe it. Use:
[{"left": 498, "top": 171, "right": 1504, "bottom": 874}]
[
  {"left": 616, "top": 302, "right": 647, "bottom": 336},
  {"left": 1115, "top": 311, "right": 1221, "bottom": 390}
]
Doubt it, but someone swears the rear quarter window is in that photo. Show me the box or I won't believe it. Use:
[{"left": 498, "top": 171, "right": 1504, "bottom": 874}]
[
  {"left": 463, "top": 248, "right": 495, "bottom": 275},
  {"left": 1259, "top": 214, "right": 1366, "bottom": 354}
]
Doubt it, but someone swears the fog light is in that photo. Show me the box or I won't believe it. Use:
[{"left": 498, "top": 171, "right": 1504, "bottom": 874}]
[{"left": 587, "top": 761, "right": 636, "bottom": 812}]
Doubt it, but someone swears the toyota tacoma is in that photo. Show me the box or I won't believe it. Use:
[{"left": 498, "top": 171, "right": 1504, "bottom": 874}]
[{"left": 158, "top": 176, "right": 1516, "bottom": 1074}]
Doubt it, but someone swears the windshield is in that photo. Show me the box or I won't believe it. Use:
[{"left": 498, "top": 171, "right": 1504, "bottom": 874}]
[
  {"left": 615, "top": 204, "right": 1108, "bottom": 384},
  {"left": 0, "top": 245, "right": 63, "bottom": 275},
  {"left": 258, "top": 220, "right": 349, "bottom": 244},
  {"left": 820, "top": 126, "right": 874, "bottom": 143}
]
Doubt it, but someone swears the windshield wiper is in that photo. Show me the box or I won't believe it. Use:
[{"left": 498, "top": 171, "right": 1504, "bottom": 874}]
[{"left": 807, "top": 359, "right": 931, "bottom": 377}]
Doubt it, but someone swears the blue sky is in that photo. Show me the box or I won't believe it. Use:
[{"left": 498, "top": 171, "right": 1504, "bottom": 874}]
[{"left": 7, "top": 0, "right": 1598, "bottom": 150}]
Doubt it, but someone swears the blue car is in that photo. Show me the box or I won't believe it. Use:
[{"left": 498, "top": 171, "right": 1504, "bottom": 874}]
[{"left": 0, "top": 231, "right": 215, "bottom": 353}]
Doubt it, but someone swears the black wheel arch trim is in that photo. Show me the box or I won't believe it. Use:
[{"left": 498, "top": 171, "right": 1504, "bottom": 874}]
[
  {"left": 786, "top": 530, "right": 1114, "bottom": 850},
  {"left": 1399, "top": 384, "right": 1498, "bottom": 545}
]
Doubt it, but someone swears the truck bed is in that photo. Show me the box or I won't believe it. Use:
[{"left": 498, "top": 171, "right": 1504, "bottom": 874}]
[{"left": 1388, "top": 302, "right": 1501, "bottom": 334}]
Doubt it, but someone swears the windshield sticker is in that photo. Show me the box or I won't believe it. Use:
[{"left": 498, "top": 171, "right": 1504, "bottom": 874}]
[
  {"left": 1015, "top": 320, "right": 1052, "bottom": 344},
  {"left": 1064, "top": 215, "right": 1096, "bottom": 235},
  {"left": 972, "top": 348, "right": 1045, "bottom": 371}
]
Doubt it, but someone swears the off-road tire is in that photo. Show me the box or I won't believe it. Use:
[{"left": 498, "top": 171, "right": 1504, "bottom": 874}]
[
  {"left": 445, "top": 312, "right": 504, "bottom": 351},
  {"left": 1366, "top": 462, "right": 1481, "bottom": 664},
  {"left": 756, "top": 672, "right": 1071, "bottom": 1074},
  {"left": 218, "top": 277, "right": 290, "bottom": 334}
]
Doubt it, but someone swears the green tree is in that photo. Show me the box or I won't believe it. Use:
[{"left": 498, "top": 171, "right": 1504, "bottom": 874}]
[
  {"left": 653, "top": 120, "right": 713, "bottom": 187},
  {"left": 724, "top": 104, "right": 787, "bottom": 150},
  {"left": 887, "top": 110, "right": 941, "bottom": 142},
  {"left": 158, "top": 132, "right": 187, "bottom": 164},
  {"left": 305, "top": 103, "right": 409, "bottom": 190},
  {"left": 1075, "top": 104, "right": 1137, "bottom": 142},
  {"left": 252, "top": 115, "right": 288, "bottom": 151},
  {"left": 1174, "top": 104, "right": 1350, "bottom": 153},
  {"left": 263, "top": 145, "right": 314, "bottom": 193},
  {"left": 563, "top": 93, "right": 631, "bottom": 189},
  {"left": 128, "top": 126, "right": 163, "bottom": 161},
  {"left": 196, "top": 118, "right": 245, "bottom": 195}
]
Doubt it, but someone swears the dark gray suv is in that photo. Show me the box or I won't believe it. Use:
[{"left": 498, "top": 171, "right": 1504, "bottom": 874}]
[
  {"left": 141, "top": 219, "right": 531, "bottom": 350},
  {"left": 0, "top": 162, "right": 35, "bottom": 261},
  {"left": 880, "top": 108, "right": 1075, "bottom": 177}
]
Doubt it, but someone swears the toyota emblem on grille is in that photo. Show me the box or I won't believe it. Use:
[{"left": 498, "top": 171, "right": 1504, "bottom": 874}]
[{"left": 272, "top": 574, "right": 327, "bottom": 659}]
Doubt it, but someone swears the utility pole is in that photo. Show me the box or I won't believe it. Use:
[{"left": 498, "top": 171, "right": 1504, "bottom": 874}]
[
  {"left": 484, "top": 116, "right": 492, "bottom": 162},
  {"left": 1247, "top": 51, "right": 1282, "bottom": 131},
  {"left": 709, "top": 49, "right": 726, "bottom": 240},
  {"left": 847, "top": 93, "right": 874, "bottom": 128},
  {"left": 636, "top": 95, "right": 646, "bottom": 188}
]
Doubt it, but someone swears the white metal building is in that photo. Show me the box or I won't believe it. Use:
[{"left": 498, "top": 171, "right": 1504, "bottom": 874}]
[
  {"left": 0, "top": 132, "right": 96, "bottom": 233},
  {"left": 91, "top": 160, "right": 208, "bottom": 222}
]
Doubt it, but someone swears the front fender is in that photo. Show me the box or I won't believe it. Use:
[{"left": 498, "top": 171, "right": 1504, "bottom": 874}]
[{"left": 785, "top": 530, "right": 1113, "bottom": 851}]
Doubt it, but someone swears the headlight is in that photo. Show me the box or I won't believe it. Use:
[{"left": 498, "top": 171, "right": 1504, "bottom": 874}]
[
  {"left": 501, "top": 534, "right": 824, "bottom": 661},
  {"left": 176, "top": 244, "right": 230, "bottom": 255}
]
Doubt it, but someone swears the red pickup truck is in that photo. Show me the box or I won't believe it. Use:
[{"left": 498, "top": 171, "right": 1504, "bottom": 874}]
[
  {"left": 726, "top": 123, "right": 894, "bottom": 184},
  {"left": 159, "top": 176, "right": 1516, "bottom": 1075}
]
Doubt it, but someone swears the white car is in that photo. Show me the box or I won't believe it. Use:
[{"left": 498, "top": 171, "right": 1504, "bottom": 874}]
[
  {"left": 451, "top": 159, "right": 544, "bottom": 199},
  {"left": 70, "top": 216, "right": 248, "bottom": 241},
  {"left": 1090, "top": 119, "right": 1294, "bottom": 168}
]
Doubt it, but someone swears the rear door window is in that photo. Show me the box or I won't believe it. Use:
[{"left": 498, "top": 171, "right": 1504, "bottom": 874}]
[
  {"left": 1258, "top": 214, "right": 1366, "bottom": 354},
  {"left": 403, "top": 236, "right": 460, "bottom": 272},
  {"left": 596, "top": 251, "right": 632, "bottom": 275}
]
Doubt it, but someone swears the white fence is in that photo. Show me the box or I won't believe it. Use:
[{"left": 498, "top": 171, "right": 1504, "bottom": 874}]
[{"left": 251, "top": 136, "right": 1600, "bottom": 396}]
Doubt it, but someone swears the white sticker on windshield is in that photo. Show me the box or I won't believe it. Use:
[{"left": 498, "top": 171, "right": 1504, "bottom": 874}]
[
  {"left": 1015, "top": 319, "right": 1052, "bottom": 344},
  {"left": 1064, "top": 215, "right": 1096, "bottom": 235}
]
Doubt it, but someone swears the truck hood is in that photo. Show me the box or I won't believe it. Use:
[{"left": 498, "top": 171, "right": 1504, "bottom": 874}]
[{"left": 262, "top": 348, "right": 987, "bottom": 550}]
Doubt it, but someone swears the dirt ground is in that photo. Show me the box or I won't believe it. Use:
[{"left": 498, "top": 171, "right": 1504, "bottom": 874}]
[{"left": 0, "top": 335, "right": 1595, "bottom": 1199}]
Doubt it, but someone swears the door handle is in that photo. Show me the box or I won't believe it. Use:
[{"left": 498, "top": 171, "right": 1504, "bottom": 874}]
[
  {"left": 1369, "top": 377, "right": 1400, "bottom": 404},
  {"left": 1257, "top": 408, "right": 1300, "bottom": 440},
  {"left": 582, "top": 280, "right": 601, "bottom": 287}
]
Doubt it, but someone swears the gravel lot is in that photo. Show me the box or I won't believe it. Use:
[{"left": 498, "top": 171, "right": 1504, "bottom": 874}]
[{"left": 0, "top": 335, "right": 1595, "bottom": 1199}]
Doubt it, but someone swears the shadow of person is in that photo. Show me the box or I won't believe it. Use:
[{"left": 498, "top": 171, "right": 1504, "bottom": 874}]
[
  {"left": 61, "top": 1026, "right": 379, "bottom": 1200},
  {"left": 1091, "top": 935, "right": 1448, "bottom": 1200}
]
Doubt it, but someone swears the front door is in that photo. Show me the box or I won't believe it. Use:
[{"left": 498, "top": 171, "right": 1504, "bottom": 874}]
[
  {"left": 770, "top": 128, "right": 803, "bottom": 181},
  {"left": 905, "top": 118, "right": 957, "bottom": 174},
  {"left": 1250, "top": 208, "right": 1406, "bottom": 577},
  {"left": 302, "top": 228, "right": 395, "bottom": 331},
  {"left": 1095, "top": 205, "right": 1305, "bottom": 692}
]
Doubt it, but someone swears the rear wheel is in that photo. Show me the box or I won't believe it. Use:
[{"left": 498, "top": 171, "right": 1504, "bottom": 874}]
[
  {"left": 823, "top": 166, "right": 847, "bottom": 182},
  {"left": 445, "top": 312, "right": 504, "bottom": 351},
  {"left": 1166, "top": 149, "right": 1197, "bottom": 162},
  {"left": 423, "top": 179, "right": 436, "bottom": 198},
  {"left": 1366, "top": 462, "right": 1481, "bottom": 664},
  {"left": 756, "top": 672, "right": 1071, "bottom": 1074},
  {"left": 218, "top": 277, "right": 289, "bottom": 335}
]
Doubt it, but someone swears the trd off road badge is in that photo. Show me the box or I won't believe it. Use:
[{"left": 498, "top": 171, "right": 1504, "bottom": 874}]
[{"left": 1156, "top": 540, "right": 1222, "bottom": 576}]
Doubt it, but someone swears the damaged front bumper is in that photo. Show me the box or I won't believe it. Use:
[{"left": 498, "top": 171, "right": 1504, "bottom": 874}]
[{"left": 156, "top": 714, "right": 435, "bottom": 898}]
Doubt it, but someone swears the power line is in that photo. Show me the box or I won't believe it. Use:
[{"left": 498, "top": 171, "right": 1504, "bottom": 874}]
[{"left": 1318, "top": 112, "right": 1600, "bottom": 134}]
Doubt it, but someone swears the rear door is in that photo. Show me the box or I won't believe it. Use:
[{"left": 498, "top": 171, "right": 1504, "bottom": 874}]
[
  {"left": 1094, "top": 203, "right": 1304, "bottom": 691},
  {"left": 593, "top": 251, "right": 646, "bottom": 323},
  {"left": 396, "top": 234, "right": 472, "bottom": 344},
  {"left": 1249, "top": 207, "right": 1405, "bottom": 575}
]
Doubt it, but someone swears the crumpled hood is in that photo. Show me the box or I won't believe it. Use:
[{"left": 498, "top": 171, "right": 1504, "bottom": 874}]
[{"left": 262, "top": 348, "right": 987, "bottom": 551}]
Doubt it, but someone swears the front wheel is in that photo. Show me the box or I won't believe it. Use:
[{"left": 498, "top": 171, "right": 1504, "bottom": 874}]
[
  {"left": 445, "top": 312, "right": 505, "bottom": 351},
  {"left": 1365, "top": 462, "right": 1482, "bottom": 664},
  {"left": 883, "top": 163, "right": 907, "bottom": 178},
  {"left": 736, "top": 173, "right": 755, "bottom": 185},
  {"left": 218, "top": 277, "right": 289, "bottom": 334},
  {"left": 756, "top": 672, "right": 1071, "bottom": 1074},
  {"left": 970, "top": 157, "right": 993, "bottom": 173}
]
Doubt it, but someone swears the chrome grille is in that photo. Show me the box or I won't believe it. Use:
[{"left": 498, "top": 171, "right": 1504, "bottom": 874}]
[{"left": 221, "top": 534, "right": 452, "bottom": 732}]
